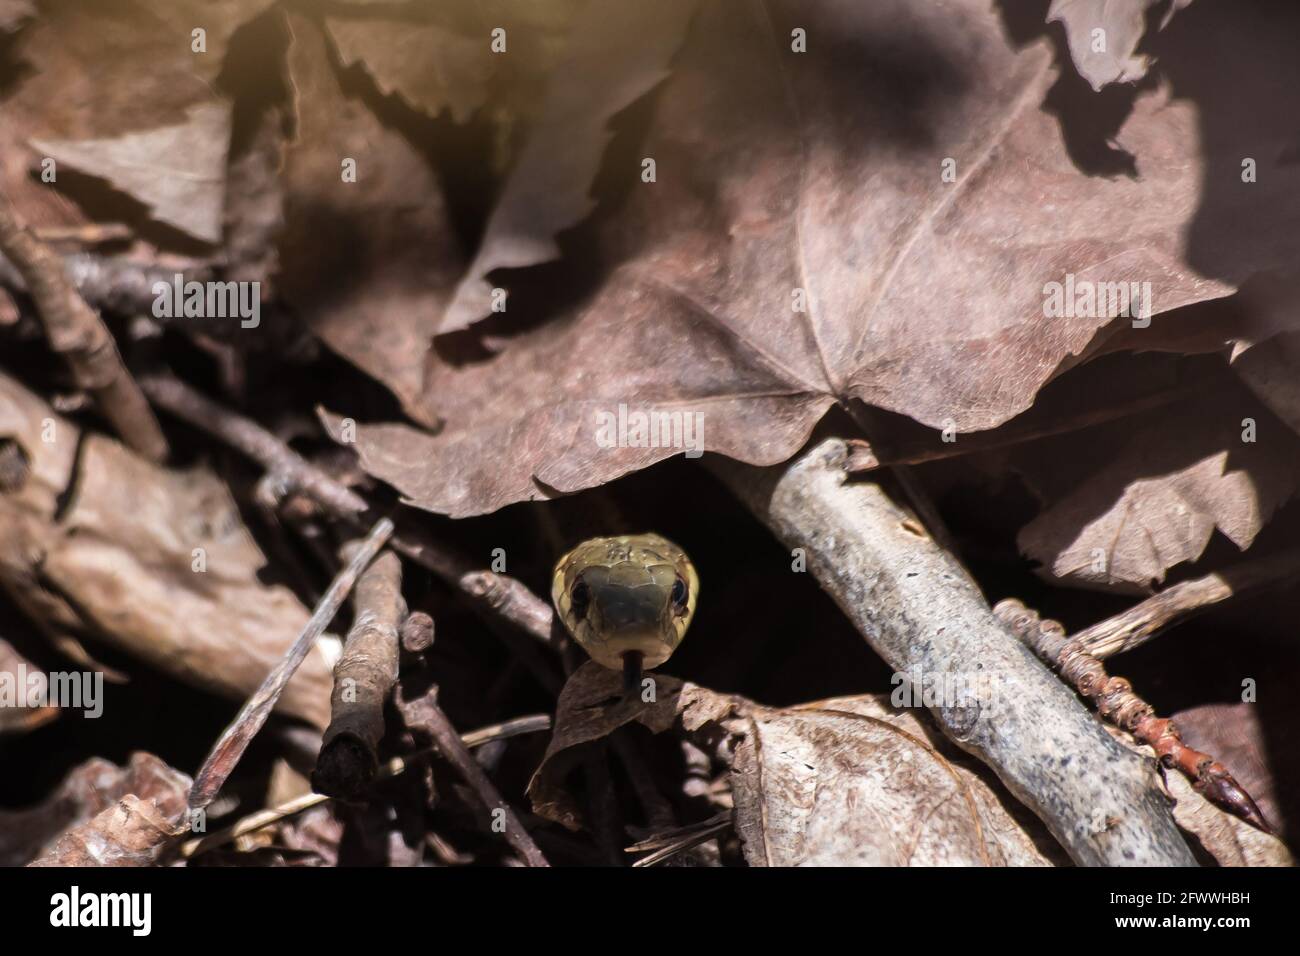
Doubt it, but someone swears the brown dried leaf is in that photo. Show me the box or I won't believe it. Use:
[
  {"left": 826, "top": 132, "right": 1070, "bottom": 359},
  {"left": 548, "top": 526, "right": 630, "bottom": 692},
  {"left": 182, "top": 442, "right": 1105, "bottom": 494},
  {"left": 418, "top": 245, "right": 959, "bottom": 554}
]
[
  {"left": 1047, "top": 0, "right": 1193, "bottom": 90},
  {"left": 1017, "top": 386, "right": 1300, "bottom": 592},
  {"left": 340, "top": 0, "right": 1300, "bottom": 517},
  {"left": 0, "top": 752, "right": 190, "bottom": 866},
  {"left": 32, "top": 103, "right": 231, "bottom": 243},
  {"left": 529, "top": 662, "right": 1056, "bottom": 866},
  {"left": 0, "top": 0, "right": 272, "bottom": 238},
  {"left": 438, "top": 0, "right": 701, "bottom": 333},
  {"left": 279, "top": 13, "right": 463, "bottom": 424},
  {"left": 325, "top": 15, "right": 494, "bottom": 123}
]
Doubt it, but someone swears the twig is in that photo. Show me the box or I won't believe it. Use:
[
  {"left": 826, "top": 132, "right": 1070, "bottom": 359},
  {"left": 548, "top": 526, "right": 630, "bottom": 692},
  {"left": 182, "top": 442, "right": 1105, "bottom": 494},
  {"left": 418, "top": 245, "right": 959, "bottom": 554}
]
[
  {"left": 396, "top": 682, "right": 550, "bottom": 866},
  {"left": 0, "top": 202, "right": 168, "bottom": 461},
  {"left": 189, "top": 517, "right": 394, "bottom": 810},
  {"left": 710, "top": 437, "right": 1195, "bottom": 866},
  {"left": 628, "top": 812, "right": 732, "bottom": 867},
  {"left": 140, "top": 373, "right": 366, "bottom": 516},
  {"left": 180, "top": 714, "right": 552, "bottom": 859},
  {"left": 1072, "top": 548, "right": 1300, "bottom": 659},
  {"left": 140, "top": 373, "right": 559, "bottom": 650},
  {"left": 312, "top": 549, "right": 406, "bottom": 798},
  {"left": 996, "top": 598, "right": 1271, "bottom": 833}
]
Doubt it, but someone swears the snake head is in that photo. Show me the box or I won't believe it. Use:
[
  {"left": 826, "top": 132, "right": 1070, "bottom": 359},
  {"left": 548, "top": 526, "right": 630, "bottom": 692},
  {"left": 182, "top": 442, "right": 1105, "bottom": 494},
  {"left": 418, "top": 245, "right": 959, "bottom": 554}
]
[{"left": 551, "top": 534, "right": 698, "bottom": 671}]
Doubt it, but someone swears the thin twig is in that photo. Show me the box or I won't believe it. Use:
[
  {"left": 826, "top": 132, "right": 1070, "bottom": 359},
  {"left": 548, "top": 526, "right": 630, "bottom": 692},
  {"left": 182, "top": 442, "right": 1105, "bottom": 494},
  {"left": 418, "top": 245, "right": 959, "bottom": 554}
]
[
  {"left": 189, "top": 517, "right": 394, "bottom": 810},
  {"left": 1072, "top": 548, "right": 1300, "bottom": 659},
  {"left": 140, "top": 372, "right": 560, "bottom": 650},
  {"left": 396, "top": 683, "right": 550, "bottom": 866},
  {"left": 0, "top": 201, "right": 168, "bottom": 461},
  {"left": 313, "top": 549, "right": 406, "bottom": 798},
  {"left": 628, "top": 812, "right": 732, "bottom": 867},
  {"left": 180, "top": 714, "right": 552, "bottom": 859}
]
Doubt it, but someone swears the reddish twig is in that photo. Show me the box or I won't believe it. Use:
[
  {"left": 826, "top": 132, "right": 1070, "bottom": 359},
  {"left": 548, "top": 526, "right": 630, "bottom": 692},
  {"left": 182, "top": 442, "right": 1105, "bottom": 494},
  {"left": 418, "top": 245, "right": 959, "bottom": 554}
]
[
  {"left": 995, "top": 598, "right": 1271, "bottom": 833},
  {"left": 189, "top": 517, "right": 394, "bottom": 810},
  {"left": 0, "top": 201, "right": 168, "bottom": 461}
]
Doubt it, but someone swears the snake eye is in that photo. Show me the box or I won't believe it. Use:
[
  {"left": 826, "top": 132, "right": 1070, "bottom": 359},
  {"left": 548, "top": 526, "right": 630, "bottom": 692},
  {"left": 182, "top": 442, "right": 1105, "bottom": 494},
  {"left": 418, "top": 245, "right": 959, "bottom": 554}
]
[
  {"left": 570, "top": 580, "right": 591, "bottom": 618},
  {"left": 671, "top": 576, "right": 688, "bottom": 608}
]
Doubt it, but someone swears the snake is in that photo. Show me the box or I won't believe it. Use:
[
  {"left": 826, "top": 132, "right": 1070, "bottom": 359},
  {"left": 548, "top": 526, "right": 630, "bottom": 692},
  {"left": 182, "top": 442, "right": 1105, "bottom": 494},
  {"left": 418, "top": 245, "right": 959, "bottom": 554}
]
[{"left": 551, "top": 534, "right": 699, "bottom": 694}]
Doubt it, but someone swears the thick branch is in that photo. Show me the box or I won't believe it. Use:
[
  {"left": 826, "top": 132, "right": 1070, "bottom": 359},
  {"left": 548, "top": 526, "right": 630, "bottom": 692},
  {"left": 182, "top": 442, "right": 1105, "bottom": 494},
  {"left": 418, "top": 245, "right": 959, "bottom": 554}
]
[
  {"left": 710, "top": 438, "right": 1195, "bottom": 866},
  {"left": 313, "top": 550, "right": 406, "bottom": 798}
]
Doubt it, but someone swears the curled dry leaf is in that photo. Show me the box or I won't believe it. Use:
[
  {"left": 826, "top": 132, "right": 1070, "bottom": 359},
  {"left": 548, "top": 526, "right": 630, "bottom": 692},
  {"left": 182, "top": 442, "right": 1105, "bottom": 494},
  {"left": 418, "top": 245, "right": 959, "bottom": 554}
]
[
  {"left": 1017, "top": 384, "right": 1300, "bottom": 592},
  {"left": 0, "top": 0, "right": 273, "bottom": 240},
  {"left": 1047, "top": 0, "right": 1193, "bottom": 90},
  {"left": 529, "top": 662, "right": 1057, "bottom": 866},
  {"left": 336, "top": 0, "right": 1300, "bottom": 518},
  {"left": 28, "top": 793, "right": 186, "bottom": 867},
  {"left": 0, "top": 372, "right": 334, "bottom": 727},
  {"left": 0, "top": 752, "right": 190, "bottom": 866}
]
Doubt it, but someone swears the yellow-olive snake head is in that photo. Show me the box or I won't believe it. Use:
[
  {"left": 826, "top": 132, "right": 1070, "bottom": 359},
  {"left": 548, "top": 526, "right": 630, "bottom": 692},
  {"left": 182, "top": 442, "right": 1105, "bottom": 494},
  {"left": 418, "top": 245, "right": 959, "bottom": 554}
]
[{"left": 551, "top": 533, "right": 699, "bottom": 693}]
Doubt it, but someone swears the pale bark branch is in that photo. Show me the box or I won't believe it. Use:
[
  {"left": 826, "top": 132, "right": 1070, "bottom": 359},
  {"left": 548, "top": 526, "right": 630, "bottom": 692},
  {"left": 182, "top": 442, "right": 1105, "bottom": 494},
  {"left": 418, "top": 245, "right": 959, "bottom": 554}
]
[{"left": 710, "top": 438, "right": 1195, "bottom": 866}]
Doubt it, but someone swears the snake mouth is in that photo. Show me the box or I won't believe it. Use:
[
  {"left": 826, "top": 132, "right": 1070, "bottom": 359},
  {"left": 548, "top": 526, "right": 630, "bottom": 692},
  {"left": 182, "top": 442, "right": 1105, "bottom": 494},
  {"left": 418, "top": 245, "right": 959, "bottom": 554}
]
[{"left": 582, "top": 580, "right": 676, "bottom": 669}]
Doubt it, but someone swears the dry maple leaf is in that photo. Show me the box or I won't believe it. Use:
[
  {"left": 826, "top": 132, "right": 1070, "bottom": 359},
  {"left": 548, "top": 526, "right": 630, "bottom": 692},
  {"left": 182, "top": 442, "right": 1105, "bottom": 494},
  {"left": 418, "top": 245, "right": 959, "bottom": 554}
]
[{"left": 332, "top": 0, "right": 1300, "bottom": 518}]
